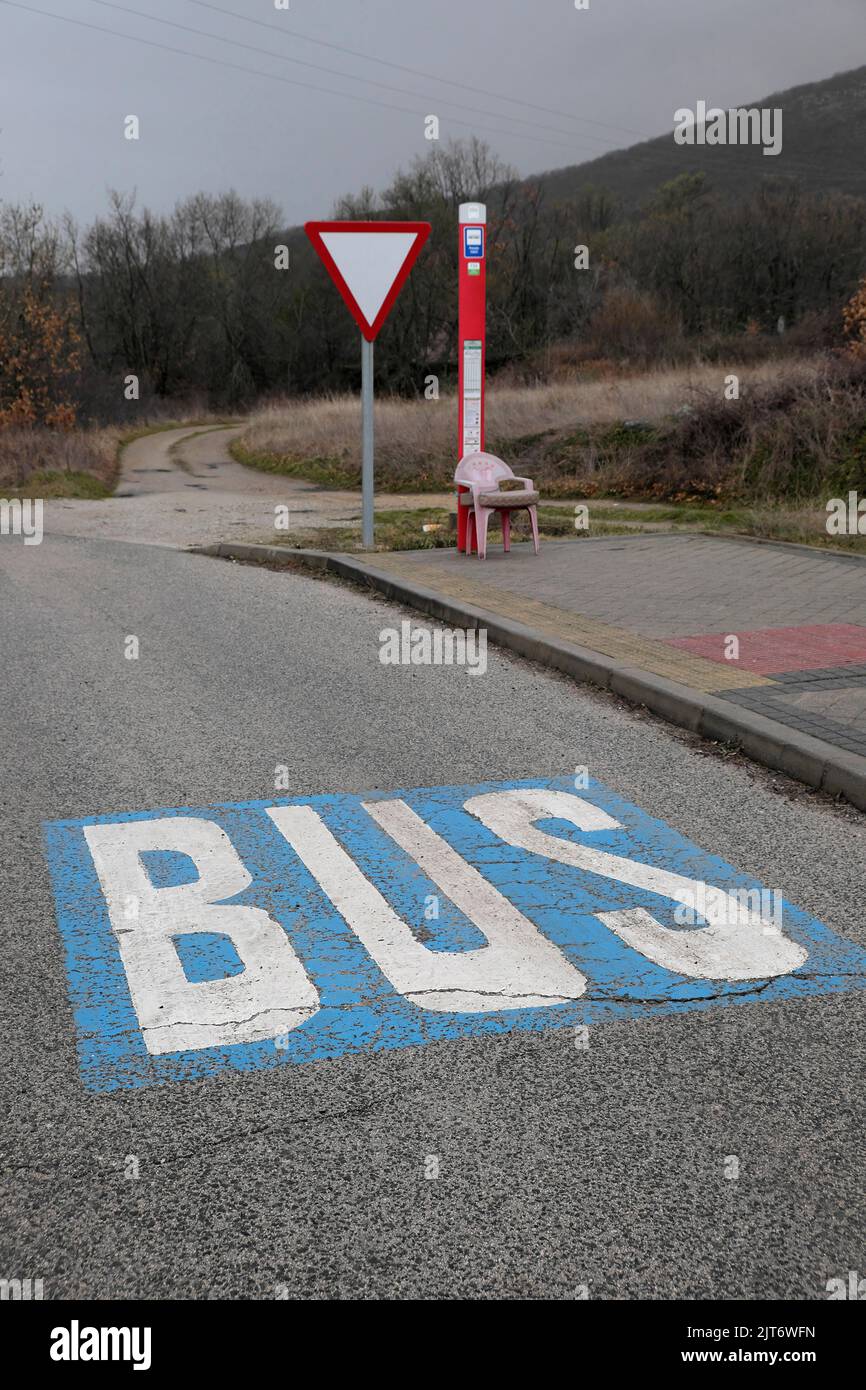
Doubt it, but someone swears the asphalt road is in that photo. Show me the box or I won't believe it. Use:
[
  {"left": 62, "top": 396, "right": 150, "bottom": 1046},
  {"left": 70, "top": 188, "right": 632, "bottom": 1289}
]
[{"left": 2, "top": 529, "right": 865, "bottom": 1300}]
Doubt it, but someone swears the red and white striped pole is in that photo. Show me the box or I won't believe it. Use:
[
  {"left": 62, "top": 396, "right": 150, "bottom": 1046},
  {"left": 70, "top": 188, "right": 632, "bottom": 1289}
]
[{"left": 456, "top": 201, "right": 486, "bottom": 553}]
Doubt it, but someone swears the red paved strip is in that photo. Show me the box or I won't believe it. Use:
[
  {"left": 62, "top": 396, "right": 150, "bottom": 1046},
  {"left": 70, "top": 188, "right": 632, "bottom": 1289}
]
[{"left": 662, "top": 624, "right": 866, "bottom": 674}]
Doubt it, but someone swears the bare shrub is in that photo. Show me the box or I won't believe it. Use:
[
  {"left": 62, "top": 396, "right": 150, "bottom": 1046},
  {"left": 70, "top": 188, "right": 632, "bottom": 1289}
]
[
  {"left": 595, "top": 354, "right": 866, "bottom": 502},
  {"left": 237, "top": 357, "right": 809, "bottom": 492},
  {"left": 585, "top": 287, "right": 685, "bottom": 362},
  {"left": 0, "top": 425, "right": 120, "bottom": 492},
  {"left": 843, "top": 275, "right": 866, "bottom": 359}
]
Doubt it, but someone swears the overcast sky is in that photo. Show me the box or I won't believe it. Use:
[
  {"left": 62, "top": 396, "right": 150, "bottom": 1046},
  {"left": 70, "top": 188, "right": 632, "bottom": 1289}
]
[{"left": 0, "top": 0, "right": 863, "bottom": 226}]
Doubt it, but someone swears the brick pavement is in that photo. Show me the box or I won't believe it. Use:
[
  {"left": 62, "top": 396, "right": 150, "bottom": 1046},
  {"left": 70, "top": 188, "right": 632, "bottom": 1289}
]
[{"left": 371, "top": 534, "right": 866, "bottom": 760}]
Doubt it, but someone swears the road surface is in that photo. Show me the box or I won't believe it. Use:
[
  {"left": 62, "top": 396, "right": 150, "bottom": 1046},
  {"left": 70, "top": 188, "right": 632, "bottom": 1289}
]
[{"left": 1, "top": 526, "right": 864, "bottom": 1299}]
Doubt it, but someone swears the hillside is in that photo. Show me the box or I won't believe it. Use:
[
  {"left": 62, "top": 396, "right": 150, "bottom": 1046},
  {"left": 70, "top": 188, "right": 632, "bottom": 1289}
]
[{"left": 533, "top": 65, "right": 866, "bottom": 207}]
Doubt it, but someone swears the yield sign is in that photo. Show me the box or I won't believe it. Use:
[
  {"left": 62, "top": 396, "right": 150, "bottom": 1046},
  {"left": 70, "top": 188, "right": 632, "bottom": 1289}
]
[{"left": 305, "top": 220, "right": 431, "bottom": 341}]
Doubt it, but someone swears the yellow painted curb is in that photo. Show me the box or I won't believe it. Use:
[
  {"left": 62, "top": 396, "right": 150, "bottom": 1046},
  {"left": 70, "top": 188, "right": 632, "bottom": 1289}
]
[{"left": 372, "top": 557, "right": 774, "bottom": 693}]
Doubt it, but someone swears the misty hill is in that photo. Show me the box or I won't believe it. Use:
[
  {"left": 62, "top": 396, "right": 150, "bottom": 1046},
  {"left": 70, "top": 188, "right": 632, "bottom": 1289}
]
[{"left": 533, "top": 65, "right": 866, "bottom": 207}]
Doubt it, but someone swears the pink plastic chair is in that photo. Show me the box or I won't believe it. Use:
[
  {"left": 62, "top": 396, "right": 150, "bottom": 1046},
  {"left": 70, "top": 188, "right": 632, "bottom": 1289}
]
[{"left": 455, "top": 451, "right": 540, "bottom": 559}]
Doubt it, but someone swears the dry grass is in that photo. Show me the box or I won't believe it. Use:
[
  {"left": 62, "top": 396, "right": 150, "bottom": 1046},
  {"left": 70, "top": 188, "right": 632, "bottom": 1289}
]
[
  {"left": 234, "top": 358, "right": 819, "bottom": 493},
  {"left": 597, "top": 354, "right": 866, "bottom": 502},
  {"left": 0, "top": 410, "right": 240, "bottom": 498},
  {"left": 0, "top": 425, "right": 122, "bottom": 497}
]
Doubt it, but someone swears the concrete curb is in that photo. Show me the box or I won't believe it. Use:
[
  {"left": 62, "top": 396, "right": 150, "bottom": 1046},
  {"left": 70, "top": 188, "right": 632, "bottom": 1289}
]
[{"left": 196, "top": 540, "right": 866, "bottom": 813}]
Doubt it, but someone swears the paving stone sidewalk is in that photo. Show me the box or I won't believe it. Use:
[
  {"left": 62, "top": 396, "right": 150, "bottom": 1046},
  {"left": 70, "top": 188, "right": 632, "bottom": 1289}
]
[{"left": 370, "top": 533, "right": 866, "bottom": 761}]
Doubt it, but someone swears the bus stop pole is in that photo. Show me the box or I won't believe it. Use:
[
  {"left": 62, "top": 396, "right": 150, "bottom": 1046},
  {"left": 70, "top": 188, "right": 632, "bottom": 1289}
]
[
  {"left": 457, "top": 202, "right": 487, "bottom": 553},
  {"left": 361, "top": 335, "right": 374, "bottom": 549}
]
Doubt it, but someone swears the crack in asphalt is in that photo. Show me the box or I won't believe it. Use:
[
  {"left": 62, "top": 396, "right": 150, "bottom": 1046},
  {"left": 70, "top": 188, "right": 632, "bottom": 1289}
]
[
  {"left": 74, "top": 965, "right": 866, "bottom": 1045},
  {"left": 0, "top": 1092, "right": 418, "bottom": 1179}
]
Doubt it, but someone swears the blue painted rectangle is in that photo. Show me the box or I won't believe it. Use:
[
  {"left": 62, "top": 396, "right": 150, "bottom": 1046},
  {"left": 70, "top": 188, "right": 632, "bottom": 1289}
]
[
  {"left": 43, "top": 777, "right": 866, "bottom": 1092},
  {"left": 463, "top": 225, "right": 484, "bottom": 258}
]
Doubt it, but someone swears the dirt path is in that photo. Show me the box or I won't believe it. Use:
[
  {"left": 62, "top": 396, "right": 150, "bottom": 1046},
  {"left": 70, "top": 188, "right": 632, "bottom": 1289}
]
[{"left": 44, "top": 424, "right": 457, "bottom": 549}]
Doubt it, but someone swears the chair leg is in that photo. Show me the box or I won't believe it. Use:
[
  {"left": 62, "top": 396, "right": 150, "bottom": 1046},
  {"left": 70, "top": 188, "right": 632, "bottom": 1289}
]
[
  {"left": 528, "top": 505, "right": 540, "bottom": 555},
  {"left": 501, "top": 510, "right": 511, "bottom": 552},
  {"left": 466, "top": 511, "right": 476, "bottom": 554},
  {"left": 476, "top": 506, "right": 492, "bottom": 559}
]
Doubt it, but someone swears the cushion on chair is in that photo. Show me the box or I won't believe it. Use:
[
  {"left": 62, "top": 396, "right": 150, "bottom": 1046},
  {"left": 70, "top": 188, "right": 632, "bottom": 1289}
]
[
  {"left": 458, "top": 488, "right": 539, "bottom": 507},
  {"left": 477, "top": 488, "right": 539, "bottom": 508}
]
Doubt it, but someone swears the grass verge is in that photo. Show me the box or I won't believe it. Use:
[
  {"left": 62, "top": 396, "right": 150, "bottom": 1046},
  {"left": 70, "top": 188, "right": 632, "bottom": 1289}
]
[{"left": 252, "top": 500, "right": 866, "bottom": 555}]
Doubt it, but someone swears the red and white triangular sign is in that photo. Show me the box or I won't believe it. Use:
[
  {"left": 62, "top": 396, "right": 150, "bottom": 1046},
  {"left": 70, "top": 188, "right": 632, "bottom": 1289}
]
[{"left": 305, "top": 221, "right": 431, "bottom": 341}]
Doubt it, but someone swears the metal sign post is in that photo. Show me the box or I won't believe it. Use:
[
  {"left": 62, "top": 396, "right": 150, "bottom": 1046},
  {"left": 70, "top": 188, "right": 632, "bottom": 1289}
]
[
  {"left": 457, "top": 202, "right": 487, "bottom": 553},
  {"left": 361, "top": 336, "right": 375, "bottom": 549},
  {"left": 304, "top": 220, "right": 431, "bottom": 549}
]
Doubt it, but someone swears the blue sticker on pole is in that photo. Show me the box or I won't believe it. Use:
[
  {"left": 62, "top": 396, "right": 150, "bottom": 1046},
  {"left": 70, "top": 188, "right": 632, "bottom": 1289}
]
[
  {"left": 463, "top": 225, "right": 484, "bottom": 259},
  {"left": 43, "top": 777, "right": 866, "bottom": 1091}
]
